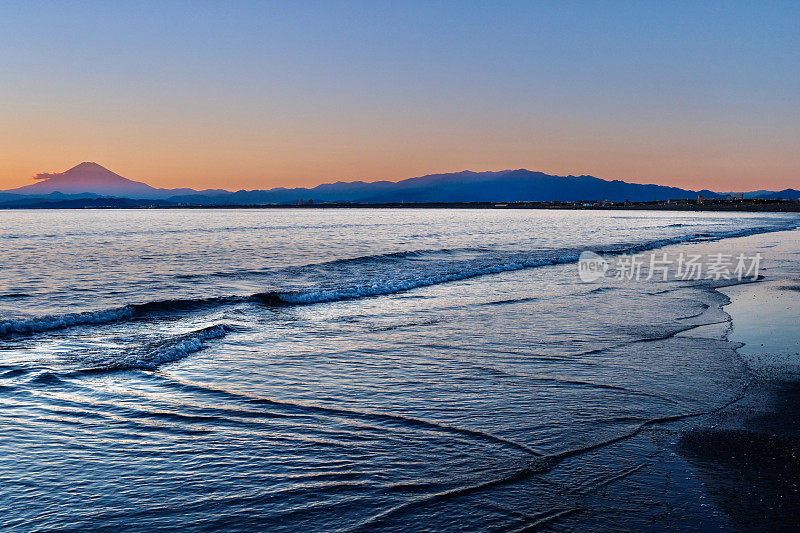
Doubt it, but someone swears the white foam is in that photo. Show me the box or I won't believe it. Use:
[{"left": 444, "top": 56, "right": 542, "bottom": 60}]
[
  {"left": 0, "top": 306, "right": 135, "bottom": 338},
  {"left": 92, "top": 324, "right": 228, "bottom": 371},
  {"left": 278, "top": 256, "right": 563, "bottom": 305},
  {"left": 277, "top": 225, "right": 799, "bottom": 306}
]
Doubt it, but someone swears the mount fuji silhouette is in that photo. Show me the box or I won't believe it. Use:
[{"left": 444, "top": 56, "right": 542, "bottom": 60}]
[
  {"left": 4, "top": 162, "right": 217, "bottom": 199},
  {"left": 7, "top": 162, "right": 163, "bottom": 197}
]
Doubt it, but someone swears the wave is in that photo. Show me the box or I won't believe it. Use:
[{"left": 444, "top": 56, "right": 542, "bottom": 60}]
[
  {"left": 82, "top": 324, "right": 230, "bottom": 371},
  {"left": 267, "top": 257, "right": 564, "bottom": 305},
  {"left": 265, "top": 222, "right": 799, "bottom": 306},
  {"left": 0, "top": 306, "right": 136, "bottom": 338},
  {"left": 131, "top": 295, "right": 243, "bottom": 314},
  {"left": 0, "top": 296, "right": 244, "bottom": 339},
  {"left": 2, "top": 220, "right": 797, "bottom": 340}
]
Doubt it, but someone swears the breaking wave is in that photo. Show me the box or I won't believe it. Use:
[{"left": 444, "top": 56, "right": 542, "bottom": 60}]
[
  {"left": 0, "top": 306, "right": 137, "bottom": 337},
  {"left": 83, "top": 324, "right": 230, "bottom": 371},
  {"left": 0, "top": 297, "right": 242, "bottom": 339}
]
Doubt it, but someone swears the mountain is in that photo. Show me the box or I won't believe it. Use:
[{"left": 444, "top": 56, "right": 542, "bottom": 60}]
[
  {"left": 751, "top": 189, "right": 800, "bottom": 200},
  {"left": 167, "top": 169, "right": 723, "bottom": 205},
  {"left": 353, "top": 170, "right": 722, "bottom": 203},
  {"left": 6, "top": 162, "right": 783, "bottom": 206},
  {"left": 6, "top": 162, "right": 162, "bottom": 197},
  {"left": 4, "top": 162, "right": 226, "bottom": 199}
]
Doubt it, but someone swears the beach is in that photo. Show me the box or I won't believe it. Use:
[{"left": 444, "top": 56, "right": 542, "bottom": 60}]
[{"left": 678, "top": 234, "right": 800, "bottom": 531}]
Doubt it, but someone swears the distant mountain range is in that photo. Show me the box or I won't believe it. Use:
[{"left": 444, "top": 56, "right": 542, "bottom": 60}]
[{"left": 1, "top": 162, "right": 797, "bottom": 207}]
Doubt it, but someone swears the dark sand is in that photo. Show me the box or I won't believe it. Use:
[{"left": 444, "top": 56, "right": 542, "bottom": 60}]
[{"left": 679, "top": 280, "right": 800, "bottom": 530}]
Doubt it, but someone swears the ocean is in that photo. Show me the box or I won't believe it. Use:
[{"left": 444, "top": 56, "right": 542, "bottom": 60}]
[{"left": 1, "top": 208, "right": 799, "bottom": 531}]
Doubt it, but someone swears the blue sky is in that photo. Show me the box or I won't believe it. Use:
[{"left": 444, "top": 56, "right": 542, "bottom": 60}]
[{"left": 2, "top": 1, "right": 798, "bottom": 190}]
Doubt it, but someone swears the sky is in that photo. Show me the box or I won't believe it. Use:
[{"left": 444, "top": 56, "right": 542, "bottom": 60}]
[{"left": 1, "top": 1, "right": 798, "bottom": 191}]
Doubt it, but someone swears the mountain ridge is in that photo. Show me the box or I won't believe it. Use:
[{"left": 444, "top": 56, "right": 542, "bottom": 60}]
[{"left": 3, "top": 162, "right": 797, "bottom": 205}]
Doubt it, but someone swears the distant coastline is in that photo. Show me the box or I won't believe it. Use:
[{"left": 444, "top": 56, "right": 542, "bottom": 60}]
[
  {"left": 5, "top": 164, "right": 800, "bottom": 209},
  {"left": 2, "top": 198, "right": 800, "bottom": 212}
]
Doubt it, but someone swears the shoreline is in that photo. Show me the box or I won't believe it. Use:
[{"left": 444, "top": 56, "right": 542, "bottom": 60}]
[
  {"left": 1, "top": 199, "right": 800, "bottom": 212},
  {"left": 721, "top": 280, "right": 800, "bottom": 378},
  {"left": 676, "top": 231, "right": 800, "bottom": 530}
]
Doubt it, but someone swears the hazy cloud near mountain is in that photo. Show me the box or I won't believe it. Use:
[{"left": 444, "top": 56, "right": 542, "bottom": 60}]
[{"left": 32, "top": 172, "right": 57, "bottom": 180}]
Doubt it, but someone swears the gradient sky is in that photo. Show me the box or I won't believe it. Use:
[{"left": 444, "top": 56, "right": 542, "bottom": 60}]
[{"left": 1, "top": 1, "right": 798, "bottom": 191}]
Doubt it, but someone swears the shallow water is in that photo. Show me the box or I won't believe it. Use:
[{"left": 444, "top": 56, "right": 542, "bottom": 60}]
[
  {"left": 1, "top": 209, "right": 799, "bottom": 531},
  {"left": 722, "top": 279, "right": 800, "bottom": 378}
]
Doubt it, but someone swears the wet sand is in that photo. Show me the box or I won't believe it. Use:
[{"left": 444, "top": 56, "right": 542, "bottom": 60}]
[
  {"left": 679, "top": 278, "right": 800, "bottom": 530},
  {"left": 722, "top": 280, "right": 800, "bottom": 378}
]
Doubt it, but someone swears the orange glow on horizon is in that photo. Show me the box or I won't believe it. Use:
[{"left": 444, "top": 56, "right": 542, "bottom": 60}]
[{"left": 2, "top": 147, "right": 797, "bottom": 193}]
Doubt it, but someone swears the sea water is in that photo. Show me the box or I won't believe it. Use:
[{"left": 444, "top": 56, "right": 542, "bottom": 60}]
[{"left": 1, "top": 208, "right": 799, "bottom": 531}]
